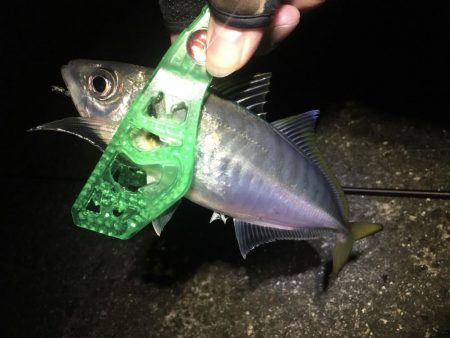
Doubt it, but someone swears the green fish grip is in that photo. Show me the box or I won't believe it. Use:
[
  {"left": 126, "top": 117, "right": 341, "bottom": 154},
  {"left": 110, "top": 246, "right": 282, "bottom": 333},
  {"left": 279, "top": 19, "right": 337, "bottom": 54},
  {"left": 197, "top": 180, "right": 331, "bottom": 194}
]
[{"left": 72, "top": 7, "right": 212, "bottom": 239}]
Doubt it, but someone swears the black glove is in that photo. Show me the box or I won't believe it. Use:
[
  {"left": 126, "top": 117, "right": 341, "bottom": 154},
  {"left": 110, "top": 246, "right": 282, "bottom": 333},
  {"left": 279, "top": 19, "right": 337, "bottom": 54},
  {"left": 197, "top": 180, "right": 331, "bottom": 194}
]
[
  {"left": 158, "top": 0, "right": 206, "bottom": 34},
  {"left": 207, "top": 0, "right": 279, "bottom": 28},
  {"left": 159, "top": 0, "right": 279, "bottom": 33}
]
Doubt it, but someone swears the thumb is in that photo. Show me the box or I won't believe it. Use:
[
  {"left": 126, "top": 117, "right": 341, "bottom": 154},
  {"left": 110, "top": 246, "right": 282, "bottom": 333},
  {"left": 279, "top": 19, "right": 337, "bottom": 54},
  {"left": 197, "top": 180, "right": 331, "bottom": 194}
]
[{"left": 206, "top": 17, "right": 264, "bottom": 77}]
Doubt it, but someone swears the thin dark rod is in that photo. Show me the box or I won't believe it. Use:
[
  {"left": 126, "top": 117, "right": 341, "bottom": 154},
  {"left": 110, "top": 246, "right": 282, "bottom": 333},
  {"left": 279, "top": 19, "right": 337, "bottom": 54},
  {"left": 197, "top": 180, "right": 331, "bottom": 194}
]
[
  {"left": 342, "top": 187, "right": 450, "bottom": 200},
  {"left": 8, "top": 175, "right": 450, "bottom": 200}
]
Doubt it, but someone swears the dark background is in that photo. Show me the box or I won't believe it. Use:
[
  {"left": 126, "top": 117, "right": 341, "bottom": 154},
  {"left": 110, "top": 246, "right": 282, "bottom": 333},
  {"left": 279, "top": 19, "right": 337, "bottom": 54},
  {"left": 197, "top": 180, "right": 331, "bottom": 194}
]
[
  {"left": 2, "top": 0, "right": 449, "bottom": 179},
  {"left": 2, "top": 1, "right": 449, "bottom": 336}
]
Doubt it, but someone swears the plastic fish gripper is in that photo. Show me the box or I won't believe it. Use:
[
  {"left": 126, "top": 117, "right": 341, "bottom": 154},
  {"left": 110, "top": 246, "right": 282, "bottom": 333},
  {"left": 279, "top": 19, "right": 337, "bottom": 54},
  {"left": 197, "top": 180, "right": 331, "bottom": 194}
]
[{"left": 71, "top": 7, "right": 212, "bottom": 239}]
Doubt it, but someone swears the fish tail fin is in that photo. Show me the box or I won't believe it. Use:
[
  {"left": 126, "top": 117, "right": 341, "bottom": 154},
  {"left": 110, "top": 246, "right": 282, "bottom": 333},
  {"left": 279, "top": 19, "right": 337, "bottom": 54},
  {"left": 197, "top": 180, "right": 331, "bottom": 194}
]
[{"left": 332, "top": 222, "right": 383, "bottom": 274}]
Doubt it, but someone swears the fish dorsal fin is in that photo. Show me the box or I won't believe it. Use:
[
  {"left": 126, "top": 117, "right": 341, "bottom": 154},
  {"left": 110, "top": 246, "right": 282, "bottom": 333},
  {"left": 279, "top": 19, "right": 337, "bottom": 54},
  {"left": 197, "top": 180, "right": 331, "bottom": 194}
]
[
  {"left": 210, "top": 73, "right": 271, "bottom": 118},
  {"left": 233, "top": 219, "right": 333, "bottom": 258},
  {"left": 271, "top": 111, "right": 350, "bottom": 219},
  {"left": 152, "top": 200, "right": 181, "bottom": 236},
  {"left": 28, "top": 117, "right": 118, "bottom": 152}
]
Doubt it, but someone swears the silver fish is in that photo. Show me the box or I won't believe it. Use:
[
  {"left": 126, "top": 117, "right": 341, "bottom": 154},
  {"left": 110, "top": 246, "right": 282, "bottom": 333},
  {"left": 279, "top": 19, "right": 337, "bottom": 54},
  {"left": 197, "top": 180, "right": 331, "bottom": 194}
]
[{"left": 35, "top": 59, "right": 382, "bottom": 273}]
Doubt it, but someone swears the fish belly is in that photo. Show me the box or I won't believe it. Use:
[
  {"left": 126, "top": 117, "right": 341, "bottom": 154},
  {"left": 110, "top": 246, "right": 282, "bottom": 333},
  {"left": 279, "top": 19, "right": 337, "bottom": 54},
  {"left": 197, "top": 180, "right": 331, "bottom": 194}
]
[{"left": 185, "top": 95, "right": 343, "bottom": 231}]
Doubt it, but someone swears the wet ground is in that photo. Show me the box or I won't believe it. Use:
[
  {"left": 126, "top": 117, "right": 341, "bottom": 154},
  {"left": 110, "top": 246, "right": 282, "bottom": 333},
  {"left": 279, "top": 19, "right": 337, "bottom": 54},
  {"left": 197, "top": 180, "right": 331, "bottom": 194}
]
[
  {"left": 3, "top": 1, "right": 449, "bottom": 337},
  {"left": 3, "top": 100, "right": 450, "bottom": 337}
]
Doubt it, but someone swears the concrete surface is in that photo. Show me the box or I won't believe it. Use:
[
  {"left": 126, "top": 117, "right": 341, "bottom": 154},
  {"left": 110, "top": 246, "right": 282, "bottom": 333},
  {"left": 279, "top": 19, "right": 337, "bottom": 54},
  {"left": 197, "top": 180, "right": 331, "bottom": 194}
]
[{"left": 3, "top": 101, "right": 449, "bottom": 337}]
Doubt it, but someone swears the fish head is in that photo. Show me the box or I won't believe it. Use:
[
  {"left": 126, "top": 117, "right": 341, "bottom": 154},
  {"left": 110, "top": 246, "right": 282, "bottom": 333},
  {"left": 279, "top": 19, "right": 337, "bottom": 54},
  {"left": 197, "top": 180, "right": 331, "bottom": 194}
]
[{"left": 62, "top": 59, "right": 152, "bottom": 122}]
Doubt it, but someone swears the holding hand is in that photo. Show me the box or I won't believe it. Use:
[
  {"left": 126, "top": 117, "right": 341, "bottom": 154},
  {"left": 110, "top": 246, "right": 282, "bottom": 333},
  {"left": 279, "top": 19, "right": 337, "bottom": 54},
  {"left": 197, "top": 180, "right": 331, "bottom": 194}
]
[{"left": 159, "top": 0, "right": 324, "bottom": 77}]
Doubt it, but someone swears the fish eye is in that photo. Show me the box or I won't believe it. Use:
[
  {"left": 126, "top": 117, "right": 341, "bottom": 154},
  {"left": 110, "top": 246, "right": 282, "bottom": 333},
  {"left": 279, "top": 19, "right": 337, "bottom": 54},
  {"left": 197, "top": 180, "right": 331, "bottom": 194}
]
[
  {"left": 88, "top": 69, "right": 116, "bottom": 99},
  {"left": 92, "top": 76, "right": 107, "bottom": 93}
]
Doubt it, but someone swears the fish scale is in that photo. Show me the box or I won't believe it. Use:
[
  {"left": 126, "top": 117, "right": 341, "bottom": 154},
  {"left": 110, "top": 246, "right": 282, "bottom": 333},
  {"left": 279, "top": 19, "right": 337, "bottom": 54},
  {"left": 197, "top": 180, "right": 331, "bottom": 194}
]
[{"left": 188, "top": 95, "right": 341, "bottom": 232}]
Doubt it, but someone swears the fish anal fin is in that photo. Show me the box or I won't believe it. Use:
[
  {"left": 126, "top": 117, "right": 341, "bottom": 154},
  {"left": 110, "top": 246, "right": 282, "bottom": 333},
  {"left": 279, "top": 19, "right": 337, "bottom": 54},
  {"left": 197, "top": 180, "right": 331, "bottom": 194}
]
[{"left": 233, "top": 219, "right": 332, "bottom": 258}]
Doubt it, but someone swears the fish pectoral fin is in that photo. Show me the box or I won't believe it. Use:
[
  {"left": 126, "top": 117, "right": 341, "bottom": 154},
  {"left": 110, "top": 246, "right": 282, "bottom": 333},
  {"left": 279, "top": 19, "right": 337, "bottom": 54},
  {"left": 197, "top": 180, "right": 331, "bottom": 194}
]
[
  {"left": 332, "top": 222, "right": 383, "bottom": 274},
  {"left": 28, "top": 117, "right": 118, "bottom": 151},
  {"left": 210, "top": 211, "right": 228, "bottom": 224},
  {"left": 152, "top": 200, "right": 182, "bottom": 236},
  {"left": 233, "top": 219, "right": 331, "bottom": 258}
]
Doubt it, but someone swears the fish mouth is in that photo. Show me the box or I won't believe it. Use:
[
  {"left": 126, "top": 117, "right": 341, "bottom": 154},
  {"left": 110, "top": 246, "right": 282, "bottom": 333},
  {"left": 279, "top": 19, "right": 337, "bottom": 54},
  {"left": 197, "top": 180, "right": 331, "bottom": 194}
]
[
  {"left": 61, "top": 64, "right": 77, "bottom": 98},
  {"left": 61, "top": 63, "right": 89, "bottom": 118},
  {"left": 51, "top": 85, "right": 71, "bottom": 97},
  {"left": 51, "top": 65, "right": 72, "bottom": 97}
]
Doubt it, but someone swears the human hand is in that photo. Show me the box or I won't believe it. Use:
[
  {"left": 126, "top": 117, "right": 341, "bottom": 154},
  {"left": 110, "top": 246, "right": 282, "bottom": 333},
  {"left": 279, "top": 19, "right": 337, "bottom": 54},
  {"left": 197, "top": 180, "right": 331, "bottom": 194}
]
[
  {"left": 204, "top": 1, "right": 324, "bottom": 77},
  {"left": 159, "top": 0, "right": 324, "bottom": 77}
]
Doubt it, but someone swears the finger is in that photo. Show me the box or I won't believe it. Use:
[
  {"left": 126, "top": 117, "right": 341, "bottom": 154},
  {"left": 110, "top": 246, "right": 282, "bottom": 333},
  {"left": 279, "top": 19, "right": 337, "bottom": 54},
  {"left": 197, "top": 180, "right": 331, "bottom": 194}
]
[
  {"left": 257, "top": 4, "right": 300, "bottom": 54},
  {"left": 170, "top": 34, "right": 178, "bottom": 43},
  {"left": 205, "top": 17, "right": 264, "bottom": 77},
  {"left": 285, "top": 0, "right": 325, "bottom": 11}
]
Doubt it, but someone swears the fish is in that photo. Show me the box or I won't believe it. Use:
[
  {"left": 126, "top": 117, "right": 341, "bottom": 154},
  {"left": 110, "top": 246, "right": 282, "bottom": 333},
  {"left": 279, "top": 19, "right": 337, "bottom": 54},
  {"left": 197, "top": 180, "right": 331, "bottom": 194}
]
[{"left": 33, "top": 59, "right": 382, "bottom": 273}]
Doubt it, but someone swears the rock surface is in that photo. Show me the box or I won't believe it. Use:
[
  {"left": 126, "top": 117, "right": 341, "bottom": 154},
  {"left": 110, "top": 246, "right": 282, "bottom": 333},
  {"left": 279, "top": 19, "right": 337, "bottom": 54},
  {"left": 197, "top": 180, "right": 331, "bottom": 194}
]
[{"left": 3, "top": 101, "right": 449, "bottom": 338}]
